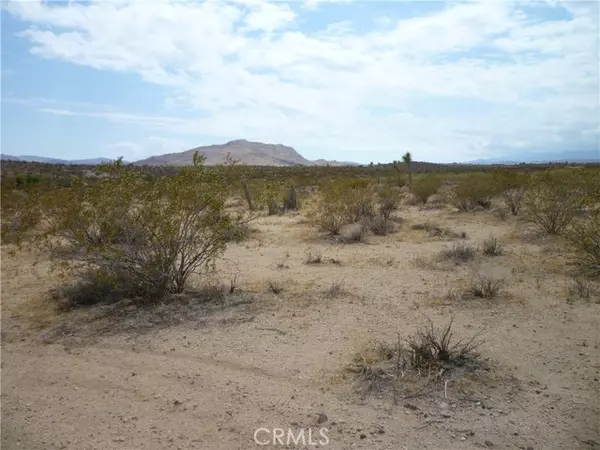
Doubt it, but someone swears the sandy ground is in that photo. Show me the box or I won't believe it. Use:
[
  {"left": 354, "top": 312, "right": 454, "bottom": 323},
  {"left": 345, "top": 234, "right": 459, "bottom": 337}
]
[{"left": 2, "top": 205, "right": 599, "bottom": 450}]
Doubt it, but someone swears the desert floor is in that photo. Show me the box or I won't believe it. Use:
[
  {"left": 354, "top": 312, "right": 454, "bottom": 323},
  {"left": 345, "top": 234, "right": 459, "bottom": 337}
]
[{"left": 2, "top": 205, "right": 599, "bottom": 450}]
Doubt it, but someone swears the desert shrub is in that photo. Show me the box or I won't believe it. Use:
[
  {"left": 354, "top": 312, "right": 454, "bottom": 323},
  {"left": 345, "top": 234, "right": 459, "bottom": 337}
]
[
  {"left": 23, "top": 154, "right": 241, "bottom": 303},
  {"left": 1, "top": 187, "right": 42, "bottom": 244},
  {"left": 451, "top": 173, "right": 500, "bottom": 211},
  {"left": 411, "top": 176, "right": 442, "bottom": 204},
  {"left": 439, "top": 242, "right": 476, "bottom": 263},
  {"left": 377, "top": 186, "right": 403, "bottom": 220},
  {"left": 493, "top": 171, "right": 529, "bottom": 216},
  {"left": 567, "top": 210, "right": 600, "bottom": 278},
  {"left": 348, "top": 319, "right": 483, "bottom": 398},
  {"left": 316, "top": 179, "right": 377, "bottom": 234},
  {"left": 468, "top": 274, "right": 505, "bottom": 298},
  {"left": 339, "top": 222, "right": 368, "bottom": 243},
  {"left": 367, "top": 216, "right": 395, "bottom": 236},
  {"left": 481, "top": 235, "right": 504, "bottom": 256},
  {"left": 282, "top": 185, "right": 299, "bottom": 211},
  {"left": 224, "top": 222, "right": 253, "bottom": 242},
  {"left": 524, "top": 172, "right": 586, "bottom": 235},
  {"left": 304, "top": 250, "right": 323, "bottom": 264},
  {"left": 567, "top": 278, "right": 595, "bottom": 300},
  {"left": 267, "top": 279, "right": 284, "bottom": 294}
]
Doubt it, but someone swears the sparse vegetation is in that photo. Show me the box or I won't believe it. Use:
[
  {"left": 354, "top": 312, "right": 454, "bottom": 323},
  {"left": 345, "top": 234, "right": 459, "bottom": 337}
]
[
  {"left": 410, "top": 175, "right": 442, "bottom": 204},
  {"left": 524, "top": 172, "right": 586, "bottom": 235},
  {"left": 348, "top": 319, "right": 484, "bottom": 398},
  {"left": 567, "top": 210, "right": 600, "bottom": 278},
  {"left": 567, "top": 278, "right": 595, "bottom": 300},
  {"left": 468, "top": 274, "right": 505, "bottom": 299},
  {"left": 439, "top": 242, "right": 476, "bottom": 263},
  {"left": 482, "top": 235, "right": 504, "bottom": 256},
  {"left": 304, "top": 250, "right": 323, "bottom": 264},
  {"left": 267, "top": 279, "right": 284, "bottom": 294}
]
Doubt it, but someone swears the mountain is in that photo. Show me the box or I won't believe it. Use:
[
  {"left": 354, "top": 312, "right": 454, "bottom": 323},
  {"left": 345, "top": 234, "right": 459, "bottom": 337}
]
[
  {"left": 134, "top": 139, "right": 359, "bottom": 167},
  {"left": 1, "top": 155, "right": 120, "bottom": 165},
  {"left": 468, "top": 149, "right": 599, "bottom": 165}
]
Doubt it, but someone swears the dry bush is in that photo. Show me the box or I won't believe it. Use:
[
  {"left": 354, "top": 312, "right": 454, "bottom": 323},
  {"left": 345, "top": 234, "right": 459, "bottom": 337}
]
[
  {"left": 282, "top": 185, "right": 299, "bottom": 211},
  {"left": 481, "top": 235, "right": 504, "bottom": 256},
  {"left": 411, "top": 222, "right": 466, "bottom": 239},
  {"left": 567, "top": 279, "right": 595, "bottom": 300},
  {"left": 567, "top": 210, "right": 600, "bottom": 278},
  {"left": 411, "top": 176, "right": 442, "bottom": 204},
  {"left": 439, "top": 242, "right": 476, "bottom": 263},
  {"left": 524, "top": 172, "right": 587, "bottom": 235},
  {"left": 348, "top": 319, "right": 484, "bottom": 398},
  {"left": 267, "top": 279, "right": 284, "bottom": 294},
  {"left": 325, "top": 279, "right": 347, "bottom": 298},
  {"left": 224, "top": 222, "right": 253, "bottom": 243},
  {"left": 467, "top": 274, "right": 505, "bottom": 299},
  {"left": 304, "top": 250, "right": 323, "bottom": 264},
  {"left": 339, "top": 222, "right": 368, "bottom": 243},
  {"left": 367, "top": 216, "right": 395, "bottom": 236}
]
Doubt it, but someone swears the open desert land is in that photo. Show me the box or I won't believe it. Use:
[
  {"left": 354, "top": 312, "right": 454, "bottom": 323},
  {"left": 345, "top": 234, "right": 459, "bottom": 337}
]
[{"left": 2, "top": 178, "right": 599, "bottom": 450}]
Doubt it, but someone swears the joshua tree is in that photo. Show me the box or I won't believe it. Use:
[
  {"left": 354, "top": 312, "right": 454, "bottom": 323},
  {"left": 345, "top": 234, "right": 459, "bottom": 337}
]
[{"left": 402, "top": 152, "right": 412, "bottom": 190}]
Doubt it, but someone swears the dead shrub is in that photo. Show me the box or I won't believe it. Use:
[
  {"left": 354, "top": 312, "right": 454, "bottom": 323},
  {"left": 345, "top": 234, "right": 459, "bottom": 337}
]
[
  {"left": 368, "top": 216, "right": 395, "bottom": 236},
  {"left": 348, "top": 319, "right": 484, "bottom": 398},
  {"left": 567, "top": 279, "right": 594, "bottom": 299},
  {"left": 304, "top": 250, "right": 323, "bottom": 264},
  {"left": 481, "top": 235, "right": 504, "bottom": 256},
  {"left": 339, "top": 222, "right": 368, "bottom": 243},
  {"left": 325, "top": 279, "right": 347, "bottom": 298},
  {"left": 467, "top": 274, "right": 505, "bottom": 299},
  {"left": 439, "top": 242, "right": 476, "bottom": 263},
  {"left": 267, "top": 279, "right": 284, "bottom": 294}
]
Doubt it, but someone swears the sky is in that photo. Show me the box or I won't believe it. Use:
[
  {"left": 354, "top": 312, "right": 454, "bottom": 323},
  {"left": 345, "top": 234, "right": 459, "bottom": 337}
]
[{"left": 1, "top": 0, "right": 599, "bottom": 164}]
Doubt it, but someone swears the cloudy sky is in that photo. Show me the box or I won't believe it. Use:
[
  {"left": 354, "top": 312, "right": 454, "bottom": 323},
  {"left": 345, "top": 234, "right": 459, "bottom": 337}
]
[{"left": 1, "top": 0, "right": 599, "bottom": 163}]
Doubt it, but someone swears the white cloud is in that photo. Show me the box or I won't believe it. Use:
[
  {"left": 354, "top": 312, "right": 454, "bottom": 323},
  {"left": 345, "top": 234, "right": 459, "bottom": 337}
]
[{"left": 5, "top": 0, "right": 599, "bottom": 162}]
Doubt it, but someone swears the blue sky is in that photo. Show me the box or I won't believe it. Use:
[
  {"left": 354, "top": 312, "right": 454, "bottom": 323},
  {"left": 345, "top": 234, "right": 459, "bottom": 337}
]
[{"left": 1, "top": 0, "right": 598, "bottom": 163}]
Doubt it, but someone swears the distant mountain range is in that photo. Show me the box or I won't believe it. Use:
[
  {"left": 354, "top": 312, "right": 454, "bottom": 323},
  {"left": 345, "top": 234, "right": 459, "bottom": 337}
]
[
  {"left": 1, "top": 140, "right": 358, "bottom": 167},
  {"left": 2, "top": 142, "right": 598, "bottom": 166},
  {"left": 133, "top": 139, "right": 359, "bottom": 167},
  {"left": 0, "top": 155, "right": 119, "bottom": 165},
  {"left": 468, "top": 149, "right": 599, "bottom": 165}
]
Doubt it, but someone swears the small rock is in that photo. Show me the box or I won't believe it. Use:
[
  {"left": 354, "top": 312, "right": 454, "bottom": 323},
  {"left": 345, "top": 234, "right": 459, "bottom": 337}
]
[
  {"left": 485, "top": 440, "right": 494, "bottom": 447},
  {"left": 317, "top": 413, "right": 328, "bottom": 424},
  {"left": 113, "top": 437, "right": 125, "bottom": 442},
  {"left": 360, "top": 433, "right": 367, "bottom": 439},
  {"left": 438, "top": 402, "right": 450, "bottom": 411}
]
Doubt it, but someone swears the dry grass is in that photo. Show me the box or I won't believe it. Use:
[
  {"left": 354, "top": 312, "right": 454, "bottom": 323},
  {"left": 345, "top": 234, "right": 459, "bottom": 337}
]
[
  {"left": 481, "top": 235, "right": 505, "bottom": 256},
  {"left": 439, "top": 242, "right": 476, "bottom": 264},
  {"left": 467, "top": 274, "right": 505, "bottom": 299},
  {"left": 348, "top": 319, "right": 485, "bottom": 400}
]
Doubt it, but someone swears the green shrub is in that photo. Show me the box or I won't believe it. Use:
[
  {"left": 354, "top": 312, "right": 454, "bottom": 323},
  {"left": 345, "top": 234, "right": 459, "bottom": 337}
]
[
  {"left": 568, "top": 210, "right": 600, "bottom": 278},
  {"left": 411, "top": 176, "right": 442, "bottom": 204},
  {"left": 22, "top": 154, "right": 242, "bottom": 303},
  {"left": 524, "top": 172, "right": 586, "bottom": 235},
  {"left": 316, "top": 179, "right": 377, "bottom": 234},
  {"left": 451, "top": 173, "right": 500, "bottom": 211}
]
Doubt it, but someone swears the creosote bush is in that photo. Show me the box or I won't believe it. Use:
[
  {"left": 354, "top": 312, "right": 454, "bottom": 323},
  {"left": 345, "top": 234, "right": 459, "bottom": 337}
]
[
  {"left": 451, "top": 174, "right": 500, "bottom": 211},
  {"left": 24, "top": 154, "right": 245, "bottom": 304},
  {"left": 316, "top": 179, "right": 376, "bottom": 234},
  {"left": 468, "top": 274, "right": 505, "bottom": 299},
  {"left": 411, "top": 176, "right": 442, "bottom": 204},
  {"left": 524, "top": 171, "right": 587, "bottom": 235},
  {"left": 567, "top": 210, "right": 600, "bottom": 278}
]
